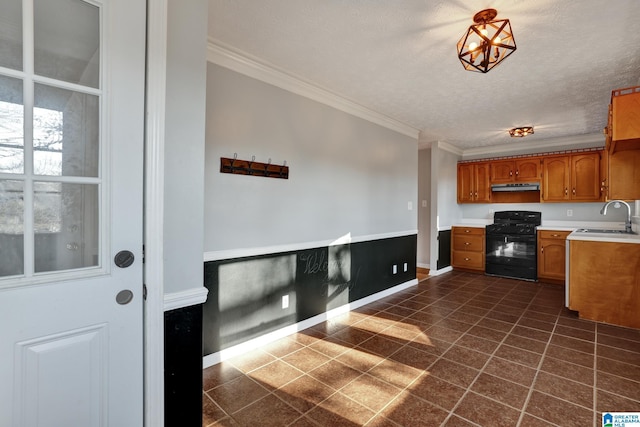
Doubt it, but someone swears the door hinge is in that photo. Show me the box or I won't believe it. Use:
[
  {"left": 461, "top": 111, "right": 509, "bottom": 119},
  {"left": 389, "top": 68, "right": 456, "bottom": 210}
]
[
  {"left": 143, "top": 284, "right": 147, "bottom": 300},
  {"left": 142, "top": 244, "right": 145, "bottom": 263}
]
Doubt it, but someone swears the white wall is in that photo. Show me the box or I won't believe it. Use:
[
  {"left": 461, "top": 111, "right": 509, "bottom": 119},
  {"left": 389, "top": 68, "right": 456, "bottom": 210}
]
[
  {"left": 163, "top": 0, "right": 207, "bottom": 294},
  {"left": 204, "top": 64, "right": 418, "bottom": 254},
  {"left": 417, "top": 148, "right": 431, "bottom": 267},
  {"left": 429, "top": 142, "right": 462, "bottom": 271}
]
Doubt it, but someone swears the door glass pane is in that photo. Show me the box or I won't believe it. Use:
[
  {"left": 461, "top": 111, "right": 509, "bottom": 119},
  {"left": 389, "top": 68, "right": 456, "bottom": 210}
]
[
  {"left": 0, "top": 75, "right": 24, "bottom": 174},
  {"left": 34, "top": 0, "right": 100, "bottom": 88},
  {"left": 34, "top": 84, "right": 99, "bottom": 177},
  {"left": 0, "top": 0, "right": 23, "bottom": 71},
  {"left": 0, "top": 180, "right": 24, "bottom": 277},
  {"left": 34, "top": 182, "right": 98, "bottom": 273}
]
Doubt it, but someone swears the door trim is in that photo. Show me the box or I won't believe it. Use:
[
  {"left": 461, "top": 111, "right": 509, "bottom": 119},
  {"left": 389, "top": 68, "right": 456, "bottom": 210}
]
[{"left": 145, "top": 0, "right": 168, "bottom": 425}]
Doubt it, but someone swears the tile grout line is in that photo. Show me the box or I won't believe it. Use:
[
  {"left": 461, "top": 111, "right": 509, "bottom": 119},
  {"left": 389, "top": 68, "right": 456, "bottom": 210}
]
[
  {"left": 515, "top": 290, "right": 567, "bottom": 427},
  {"left": 437, "top": 277, "right": 542, "bottom": 426},
  {"left": 358, "top": 276, "right": 485, "bottom": 425}
]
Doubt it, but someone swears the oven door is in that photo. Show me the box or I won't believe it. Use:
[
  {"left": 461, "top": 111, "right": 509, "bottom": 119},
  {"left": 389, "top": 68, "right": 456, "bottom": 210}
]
[{"left": 485, "top": 233, "right": 537, "bottom": 280}]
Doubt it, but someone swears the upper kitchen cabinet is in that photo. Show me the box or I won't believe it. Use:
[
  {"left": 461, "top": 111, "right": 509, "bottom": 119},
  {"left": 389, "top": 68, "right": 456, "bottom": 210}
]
[
  {"left": 603, "top": 86, "right": 640, "bottom": 200},
  {"left": 608, "top": 149, "right": 640, "bottom": 200},
  {"left": 490, "top": 158, "right": 540, "bottom": 184},
  {"left": 606, "top": 86, "right": 640, "bottom": 153},
  {"left": 542, "top": 152, "right": 603, "bottom": 202},
  {"left": 457, "top": 162, "right": 491, "bottom": 203}
]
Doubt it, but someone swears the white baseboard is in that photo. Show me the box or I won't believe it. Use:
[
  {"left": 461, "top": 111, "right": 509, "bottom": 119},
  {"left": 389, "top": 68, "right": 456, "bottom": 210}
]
[
  {"left": 203, "top": 278, "right": 419, "bottom": 368},
  {"left": 429, "top": 266, "right": 453, "bottom": 276}
]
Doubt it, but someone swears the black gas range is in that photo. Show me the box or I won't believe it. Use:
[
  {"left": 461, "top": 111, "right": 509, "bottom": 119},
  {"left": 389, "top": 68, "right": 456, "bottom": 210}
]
[{"left": 485, "top": 211, "right": 541, "bottom": 281}]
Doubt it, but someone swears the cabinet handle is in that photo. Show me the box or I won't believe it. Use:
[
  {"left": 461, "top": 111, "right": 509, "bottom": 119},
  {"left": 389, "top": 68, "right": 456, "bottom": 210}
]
[
  {"left": 515, "top": 170, "right": 519, "bottom": 176},
  {"left": 572, "top": 188, "right": 576, "bottom": 195},
  {"left": 465, "top": 230, "right": 470, "bottom": 233},
  {"left": 464, "top": 242, "right": 470, "bottom": 245},
  {"left": 551, "top": 234, "right": 560, "bottom": 237},
  {"left": 469, "top": 192, "right": 473, "bottom": 197},
  {"left": 474, "top": 192, "right": 478, "bottom": 197},
  {"left": 464, "top": 257, "right": 471, "bottom": 261},
  {"left": 565, "top": 188, "right": 568, "bottom": 195},
  {"left": 541, "top": 247, "right": 544, "bottom": 253},
  {"left": 509, "top": 170, "right": 513, "bottom": 176}
]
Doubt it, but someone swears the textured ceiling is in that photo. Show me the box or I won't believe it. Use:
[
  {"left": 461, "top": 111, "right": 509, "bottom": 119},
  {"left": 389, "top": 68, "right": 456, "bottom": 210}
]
[{"left": 208, "top": 0, "right": 640, "bottom": 151}]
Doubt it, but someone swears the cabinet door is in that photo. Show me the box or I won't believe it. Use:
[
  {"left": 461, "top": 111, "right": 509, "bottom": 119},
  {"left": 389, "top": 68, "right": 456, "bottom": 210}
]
[
  {"left": 608, "top": 149, "right": 640, "bottom": 200},
  {"left": 538, "top": 238, "right": 566, "bottom": 281},
  {"left": 571, "top": 153, "right": 602, "bottom": 201},
  {"left": 515, "top": 158, "right": 540, "bottom": 181},
  {"left": 612, "top": 89, "right": 640, "bottom": 143},
  {"left": 490, "top": 160, "right": 514, "bottom": 183},
  {"left": 457, "top": 164, "right": 474, "bottom": 203},
  {"left": 542, "top": 156, "right": 570, "bottom": 201},
  {"left": 474, "top": 162, "right": 491, "bottom": 202}
]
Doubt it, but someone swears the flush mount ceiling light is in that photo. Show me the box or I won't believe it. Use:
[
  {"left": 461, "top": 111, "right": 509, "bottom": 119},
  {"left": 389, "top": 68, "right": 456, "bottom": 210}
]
[
  {"left": 457, "top": 9, "right": 517, "bottom": 73},
  {"left": 509, "top": 126, "right": 534, "bottom": 137}
]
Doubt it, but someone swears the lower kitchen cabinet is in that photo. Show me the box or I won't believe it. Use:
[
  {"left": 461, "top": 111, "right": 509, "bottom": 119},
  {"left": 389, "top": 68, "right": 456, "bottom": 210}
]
[
  {"left": 451, "top": 226, "right": 485, "bottom": 272},
  {"left": 568, "top": 240, "right": 640, "bottom": 329},
  {"left": 537, "top": 230, "right": 571, "bottom": 284}
]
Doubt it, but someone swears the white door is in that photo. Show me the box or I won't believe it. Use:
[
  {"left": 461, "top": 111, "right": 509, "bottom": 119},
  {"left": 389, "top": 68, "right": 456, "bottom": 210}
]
[{"left": 0, "top": 0, "right": 146, "bottom": 426}]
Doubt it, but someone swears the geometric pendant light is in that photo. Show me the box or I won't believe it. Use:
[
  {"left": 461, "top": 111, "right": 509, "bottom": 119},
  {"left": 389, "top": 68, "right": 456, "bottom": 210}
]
[
  {"left": 509, "top": 126, "right": 534, "bottom": 137},
  {"left": 457, "top": 9, "right": 517, "bottom": 73}
]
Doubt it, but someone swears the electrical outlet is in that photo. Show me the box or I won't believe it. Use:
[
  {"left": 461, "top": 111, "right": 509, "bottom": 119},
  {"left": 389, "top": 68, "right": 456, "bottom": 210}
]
[
  {"left": 282, "top": 295, "right": 289, "bottom": 309},
  {"left": 567, "top": 209, "right": 573, "bottom": 217},
  {"left": 407, "top": 201, "right": 413, "bottom": 211},
  {"left": 422, "top": 200, "right": 427, "bottom": 208},
  {"left": 403, "top": 263, "right": 408, "bottom": 272},
  {"left": 392, "top": 265, "right": 397, "bottom": 274}
]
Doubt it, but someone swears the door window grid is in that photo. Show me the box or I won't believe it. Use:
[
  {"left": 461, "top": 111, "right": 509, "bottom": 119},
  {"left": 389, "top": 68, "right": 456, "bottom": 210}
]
[{"left": 0, "top": 0, "right": 105, "bottom": 286}]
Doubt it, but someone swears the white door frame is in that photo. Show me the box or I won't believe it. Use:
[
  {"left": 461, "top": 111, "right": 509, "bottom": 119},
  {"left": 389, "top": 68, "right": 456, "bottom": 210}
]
[{"left": 144, "top": 0, "right": 168, "bottom": 425}]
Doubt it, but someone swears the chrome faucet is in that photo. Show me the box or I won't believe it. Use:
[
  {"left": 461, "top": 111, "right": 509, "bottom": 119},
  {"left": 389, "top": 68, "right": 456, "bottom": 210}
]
[{"left": 600, "top": 200, "right": 633, "bottom": 233}]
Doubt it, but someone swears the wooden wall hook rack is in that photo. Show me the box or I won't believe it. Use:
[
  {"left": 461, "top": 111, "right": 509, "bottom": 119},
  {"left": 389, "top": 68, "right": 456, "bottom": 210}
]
[{"left": 220, "top": 154, "right": 289, "bottom": 179}]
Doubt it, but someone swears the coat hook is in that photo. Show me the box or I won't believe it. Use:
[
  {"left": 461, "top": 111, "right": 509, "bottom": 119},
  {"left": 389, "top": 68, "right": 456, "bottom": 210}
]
[
  {"left": 229, "top": 153, "right": 238, "bottom": 172},
  {"left": 248, "top": 155, "right": 255, "bottom": 175}
]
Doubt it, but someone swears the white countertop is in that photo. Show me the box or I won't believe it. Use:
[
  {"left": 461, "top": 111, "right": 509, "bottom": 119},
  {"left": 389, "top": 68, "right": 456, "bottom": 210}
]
[
  {"left": 445, "top": 218, "right": 640, "bottom": 241},
  {"left": 449, "top": 223, "right": 487, "bottom": 229},
  {"left": 567, "top": 229, "right": 640, "bottom": 244}
]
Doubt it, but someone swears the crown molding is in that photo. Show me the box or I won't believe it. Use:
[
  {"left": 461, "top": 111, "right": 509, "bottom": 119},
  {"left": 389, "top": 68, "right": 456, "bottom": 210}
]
[
  {"left": 461, "top": 132, "right": 605, "bottom": 159},
  {"left": 206, "top": 39, "right": 420, "bottom": 140},
  {"left": 437, "top": 141, "right": 464, "bottom": 156}
]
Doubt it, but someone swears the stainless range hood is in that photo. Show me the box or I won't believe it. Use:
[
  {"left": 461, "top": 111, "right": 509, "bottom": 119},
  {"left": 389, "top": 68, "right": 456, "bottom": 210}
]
[{"left": 491, "top": 183, "right": 540, "bottom": 192}]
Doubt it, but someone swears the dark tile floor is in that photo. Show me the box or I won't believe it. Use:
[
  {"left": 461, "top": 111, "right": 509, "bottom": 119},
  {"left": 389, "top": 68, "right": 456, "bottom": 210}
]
[{"left": 203, "top": 271, "right": 640, "bottom": 426}]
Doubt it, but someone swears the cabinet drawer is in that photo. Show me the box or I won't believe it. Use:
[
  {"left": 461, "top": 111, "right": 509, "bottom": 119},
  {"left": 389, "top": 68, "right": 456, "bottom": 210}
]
[
  {"left": 452, "top": 226, "right": 485, "bottom": 236},
  {"left": 452, "top": 251, "right": 483, "bottom": 269},
  {"left": 452, "top": 234, "right": 484, "bottom": 252},
  {"left": 538, "top": 230, "right": 571, "bottom": 240}
]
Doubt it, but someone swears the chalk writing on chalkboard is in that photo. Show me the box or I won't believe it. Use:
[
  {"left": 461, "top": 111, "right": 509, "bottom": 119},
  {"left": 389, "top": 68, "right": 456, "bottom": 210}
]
[{"left": 299, "top": 250, "right": 349, "bottom": 276}]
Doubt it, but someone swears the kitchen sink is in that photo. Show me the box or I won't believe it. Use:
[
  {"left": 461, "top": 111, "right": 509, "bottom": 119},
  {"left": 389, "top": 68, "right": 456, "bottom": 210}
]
[{"left": 575, "top": 228, "right": 636, "bottom": 234}]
